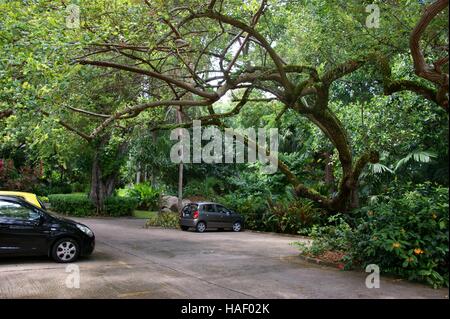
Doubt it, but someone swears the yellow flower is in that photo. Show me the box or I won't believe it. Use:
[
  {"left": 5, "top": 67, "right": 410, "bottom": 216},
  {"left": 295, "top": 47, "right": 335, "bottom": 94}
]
[
  {"left": 414, "top": 248, "right": 424, "bottom": 255},
  {"left": 367, "top": 211, "right": 374, "bottom": 216},
  {"left": 432, "top": 213, "right": 437, "bottom": 220},
  {"left": 392, "top": 242, "right": 401, "bottom": 249}
]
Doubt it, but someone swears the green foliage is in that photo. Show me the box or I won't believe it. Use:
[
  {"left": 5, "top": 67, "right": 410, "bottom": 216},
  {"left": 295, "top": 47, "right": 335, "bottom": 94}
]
[
  {"left": 394, "top": 150, "right": 437, "bottom": 172},
  {"left": 218, "top": 192, "right": 323, "bottom": 235},
  {"left": 217, "top": 193, "right": 267, "bottom": 230},
  {"left": 124, "top": 183, "right": 162, "bottom": 210},
  {"left": 145, "top": 211, "right": 179, "bottom": 228},
  {"left": 293, "top": 183, "right": 449, "bottom": 288},
  {"left": 105, "top": 196, "right": 139, "bottom": 217},
  {"left": 133, "top": 210, "right": 157, "bottom": 219},
  {"left": 39, "top": 196, "right": 49, "bottom": 203},
  {"left": 266, "top": 199, "right": 324, "bottom": 235},
  {"left": 32, "top": 183, "right": 72, "bottom": 196},
  {"left": 184, "top": 177, "right": 225, "bottom": 199},
  {"left": 48, "top": 193, "right": 138, "bottom": 217},
  {"left": 350, "top": 183, "right": 449, "bottom": 288},
  {"left": 293, "top": 215, "right": 353, "bottom": 257},
  {"left": 0, "top": 159, "right": 42, "bottom": 191}
]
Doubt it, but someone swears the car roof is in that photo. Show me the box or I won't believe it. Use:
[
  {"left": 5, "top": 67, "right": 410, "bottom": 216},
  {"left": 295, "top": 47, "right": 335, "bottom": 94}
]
[{"left": 0, "top": 191, "right": 43, "bottom": 208}]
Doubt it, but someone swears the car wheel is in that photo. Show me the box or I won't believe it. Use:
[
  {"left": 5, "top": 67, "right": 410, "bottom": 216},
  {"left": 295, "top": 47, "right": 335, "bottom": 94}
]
[
  {"left": 196, "top": 221, "right": 206, "bottom": 233},
  {"left": 52, "top": 238, "right": 80, "bottom": 263},
  {"left": 232, "top": 221, "right": 242, "bottom": 232},
  {"left": 180, "top": 226, "right": 189, "bottom": 231}
]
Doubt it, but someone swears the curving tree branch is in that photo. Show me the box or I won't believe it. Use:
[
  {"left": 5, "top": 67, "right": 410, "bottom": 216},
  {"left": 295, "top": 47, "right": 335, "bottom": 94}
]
[{"left": 410, "top": 0, "right": 449, "bottom": 110}]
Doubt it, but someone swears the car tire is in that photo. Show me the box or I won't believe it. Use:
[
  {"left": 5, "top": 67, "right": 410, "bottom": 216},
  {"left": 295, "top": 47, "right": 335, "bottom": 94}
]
[
  {"left": 232, "top": 221, "right": 242, "bottom": 232},
  {"left": 52, "top": 238, "right": 80, "bottom": 263},
  {"left": 196, "top": 221, "right": 206, "bottom": 233},
  {"left": 180, "top": 226, "right": 189, "bottom": 231}
]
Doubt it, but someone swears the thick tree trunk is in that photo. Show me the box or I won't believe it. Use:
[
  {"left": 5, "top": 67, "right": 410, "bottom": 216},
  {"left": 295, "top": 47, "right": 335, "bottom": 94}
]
[
  {"left": 350, "top": 189, "right": 360, "bottom": 209},
  {"left": 89, "top": 151, "right": 117, "bottom": 214},
  {"left": 88, "top": 137, "right": 127, "bottom": 214},
  {"left": 89, "top": 153, "right": 118, "bottom": 214},
  {"left": 290, "top": 104, "right": 379, "bottom": 213},
  {"left": 323, "top": 151, "right": 336, "bottom": 194},
  {"left": 90, "top": 152, "right": 105, "bottom": 214}
]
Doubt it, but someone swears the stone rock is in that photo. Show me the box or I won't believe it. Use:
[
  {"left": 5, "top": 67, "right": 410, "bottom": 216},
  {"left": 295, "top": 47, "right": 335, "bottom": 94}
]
[{"left": 160, "top": 195, "right": 191, "bottom": 212}]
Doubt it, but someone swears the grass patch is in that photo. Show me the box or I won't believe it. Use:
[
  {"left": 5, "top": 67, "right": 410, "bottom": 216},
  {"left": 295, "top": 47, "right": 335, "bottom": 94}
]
[{"left": 133, "top": 210, "right": 158, "bottom": 219}]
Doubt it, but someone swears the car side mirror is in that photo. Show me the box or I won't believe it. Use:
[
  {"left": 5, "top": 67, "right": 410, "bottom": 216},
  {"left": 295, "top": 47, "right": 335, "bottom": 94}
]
[{"left": 32, "top": 211, "right": 44, "bottom": 225}]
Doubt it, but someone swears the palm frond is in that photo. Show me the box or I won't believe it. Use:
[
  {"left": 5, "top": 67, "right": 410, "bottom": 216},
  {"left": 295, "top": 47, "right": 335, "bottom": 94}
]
[{"left": 394, "top": 150, "right": 437, "bottom": 172}]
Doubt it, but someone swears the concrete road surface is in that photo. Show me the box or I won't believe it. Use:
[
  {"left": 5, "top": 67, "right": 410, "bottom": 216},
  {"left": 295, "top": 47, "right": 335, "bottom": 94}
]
[{"left": 0, "top": 218, "right": 447, "bottom": 299}]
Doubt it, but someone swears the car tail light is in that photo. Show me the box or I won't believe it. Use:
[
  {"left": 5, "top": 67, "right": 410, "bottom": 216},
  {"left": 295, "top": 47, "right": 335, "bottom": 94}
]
[{"left": 192, "top": 210, "right": 199, "bottom": 219}]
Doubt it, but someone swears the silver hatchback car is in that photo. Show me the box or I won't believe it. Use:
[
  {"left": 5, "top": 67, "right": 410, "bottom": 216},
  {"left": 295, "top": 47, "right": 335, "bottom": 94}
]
[{"left": 179, "top": 202, "right": 244, "bottom": 233}]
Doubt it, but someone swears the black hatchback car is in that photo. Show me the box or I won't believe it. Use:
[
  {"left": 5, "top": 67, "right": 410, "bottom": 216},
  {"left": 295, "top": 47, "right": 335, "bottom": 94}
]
[
  {"left": 0, "top": 195, "right": 95, "bottom": 263},
  {"left": 179, "top": 202, "right": 244, "bottom": 233}
]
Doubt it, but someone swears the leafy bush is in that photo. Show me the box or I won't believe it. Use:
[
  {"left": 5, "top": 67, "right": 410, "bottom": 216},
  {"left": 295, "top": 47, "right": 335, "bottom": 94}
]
[
  {"left": 32, "top": 183, "right": 72, "bottom": 196},
  {"left": 218, "top": 193, "right": 323, "bottom": 234},
  {"left": 292, "top": 214, "right": 353, "bottom": 256},
  {"left": 48, "top": 194, "right": 138, "bottom": 217},
  {"left": 105, "top": 196, "right": 139, "bottom": 217},
  {"left": 350, "top": 183, "right": 449, "bottom": 288},
  {"left": 266, "top": 198, "right": 324, "bottom": 234},
  {"left": 293, "top": 183, "right": 449, "bottom": 288},
  {"left": 39, "top": 196, "right": 49, "bottom": 203},
  {"left": 126, "top": 183, "right": 162, "bottom": 210},
  {"left": 146, "top": 211, "right": 179, "bottom": 228}
]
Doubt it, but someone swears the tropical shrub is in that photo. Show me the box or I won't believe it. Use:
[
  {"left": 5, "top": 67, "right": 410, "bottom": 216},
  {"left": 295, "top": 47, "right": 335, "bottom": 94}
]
[
  {"left": 125, "top": 183, "right": 162, "bottom": 210},
  {"left": 48, "top": 193, "right": 138, "bottom": 217},
  {"left": 218, "top": 193, "right": 323, "bottom": 234},
  {"left": 292, "top": 214, "right": 353, "bottom": 257},
  {"left": 350, "top": 183, "right": 449, "bottom": 288},
  {"left": 293, "top": 183, "right": 449, "bottom": 288},
  {"left": 32, "top": 183, "right": 72, "bottom": 196},
  {"left": 146, "top": 211, "right": 179, "bottom": 228},
  {"left": 266, "top": 199, "right": 324, "bottom": 234}
]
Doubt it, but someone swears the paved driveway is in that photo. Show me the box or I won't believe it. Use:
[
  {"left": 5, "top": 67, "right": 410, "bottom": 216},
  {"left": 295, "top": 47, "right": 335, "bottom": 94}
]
[{"left": 0, "top": 218, "right": 447, "bottom": 299}]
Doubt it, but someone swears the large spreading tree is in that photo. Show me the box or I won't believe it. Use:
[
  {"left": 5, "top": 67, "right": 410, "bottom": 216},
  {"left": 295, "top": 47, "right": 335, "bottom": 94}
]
[{"left": 70, "top": 0, "right": 448, "bottom": 212}]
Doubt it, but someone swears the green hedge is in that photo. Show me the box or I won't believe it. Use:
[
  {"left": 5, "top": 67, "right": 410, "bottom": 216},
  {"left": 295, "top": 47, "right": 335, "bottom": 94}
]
[{"left": 48, "top": 194, "right": 138, "bottom": 217}]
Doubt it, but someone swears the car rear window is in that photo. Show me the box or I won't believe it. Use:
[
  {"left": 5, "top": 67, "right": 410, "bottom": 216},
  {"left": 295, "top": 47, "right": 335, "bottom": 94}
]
[{"left": 182, "top": 204, "right": 198, "bottom": 215}]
